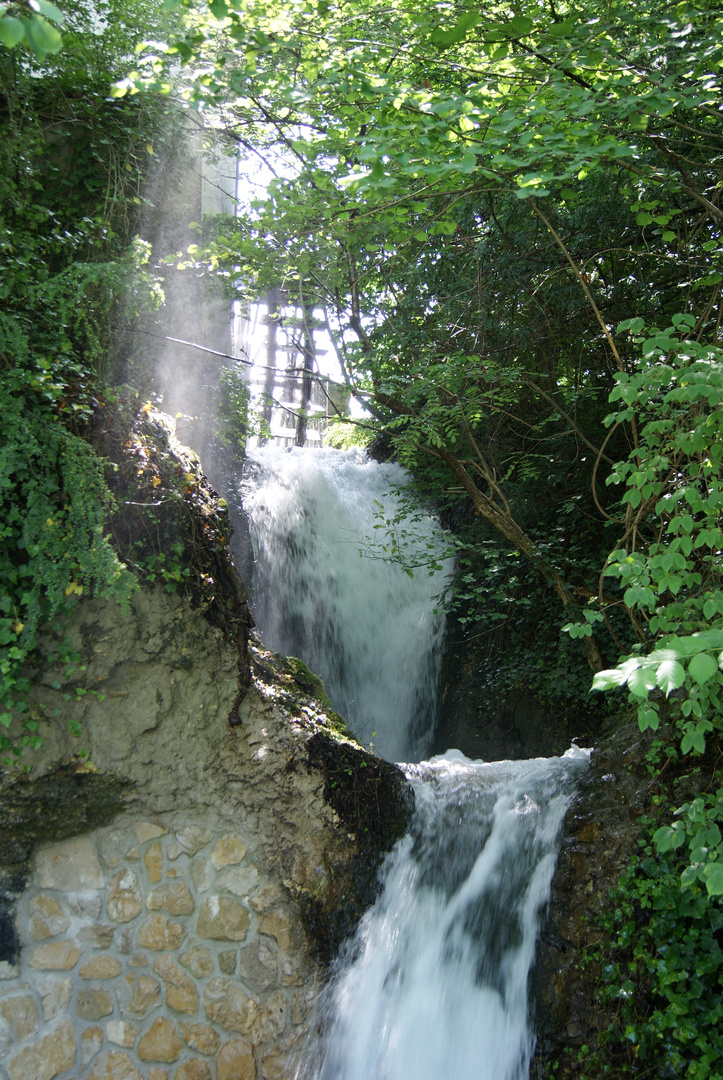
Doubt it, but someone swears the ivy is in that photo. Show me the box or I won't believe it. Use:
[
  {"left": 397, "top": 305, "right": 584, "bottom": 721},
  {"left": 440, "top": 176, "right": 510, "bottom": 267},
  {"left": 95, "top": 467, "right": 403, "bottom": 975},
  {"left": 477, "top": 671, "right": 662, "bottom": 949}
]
[{"left": 591, "top": 814, "right": 723, "bottom": 1080}]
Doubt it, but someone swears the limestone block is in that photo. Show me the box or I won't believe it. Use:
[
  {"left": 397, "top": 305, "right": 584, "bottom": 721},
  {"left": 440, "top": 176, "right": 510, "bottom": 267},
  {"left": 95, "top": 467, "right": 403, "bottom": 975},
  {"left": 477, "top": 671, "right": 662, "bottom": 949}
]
[
  {"left": 153, "top": 955, "right": 198, "bottom": 1015},
  {"left": 122, "top": 973, "right": 162, "bottom": 1016},
  {"left": 148, "top": 1070, "right": 170, "bottom": 1080},
  {"left": 76, "top": 987, "right": 114, "bottom": 1020},
  {"left": 179, "top": 946, "right": 213, "bottom": 979},
  {"left": 0, "top": 993, "right": 41, "bottom": 1039},
  {"left": 218, "top": 950, "right": 236, "bottom": 974},
  {"left": 87, "top": 1050, "right": 142, "bottom": 1080},
  {"left": 259, "top": 910, "right": 292, "bottom": 952},
  {"left": 0, "top": 960, "right": 19, "bottom": 980},
  {"left": 0, "top": 1020, "right": 13, "bottom": 1058},
  {"left": 79, "top": 955, "right": 122, "bottom": 980},
  {"left": 133, "top": 821, "right": 168, "bottom": 844},
  {"left": 138, "top": 1016, "right": 183, "bottom": 1062},
  {"left": 190, "top": 857, "right": 211, "bottom": 893},
  {"left": 261, "top": 1044, "right": 295, "bottom": 1080},
  {"left": 210, "top": 835, "right": 248, "bottom": 870},
  {"left": 137, "top": 914, "right": 186, "bottom": 950},
  {"left": 203, "top": 978, "right": 254, "bottom": 1034},
  {"left": 81, "top": 1026, "right": 103, "bottom": 1065},
  {"left": 30, "top": 940, "right": 81, "bottom": 970},
  {"left": 78, "top": 924, "right": 115, "bottom": 949},
  {"left": 217, "top": 1037, "right": 256, "bottom": 1080},
  {"left": 172, "top": 828, "right": 212, "bottom": 858},
  {"left": 280, "top": 953, "right": 303, "bottom": 988},
  {"left": 249, "top": 883, "right": 282, "bottom": 913},
  {"left": 240, "top": 990, "right": 288, "bottom": 1047},
  {"left": 107, "top": 869, "right": 142, "bottom": 923},
  {"left": 146, "top": 882, "right": 194, "bottom": 916},
  {"left": 36, "top": 975, "right": 72, "bottom": 1020},
  {"left": 106, "top": 1020, "right": 137, "bottom": 1047},
  {"left": 28, "top": 895, "right": 69, "bottom": 940},
  {"left": 290, "top": 987, "right": 316, "bottom": 1026},
  {"left": 36, "top": 836, "right": 103, "bottom": 891},
  {"left": 179, "top": 1021, "right": 220, "bottom": 1055},
  {"left": 67, "top": 894, "right": 102, "bottom": 919},
  {"left": 145, "top": 842, "right": 163, "bottom": 884},
  {"left": 239, "top": 940, "right": 278, "bottom": 995},
  {"left": 7, "top": 1016, "right": 75, "bottom": 1080},
  {"left": 99, "top": 828, "right": 136, "bottom": 869},
  {"left": 216, "top": 865, "right": 260, "bottom": 898},
  {"left": 174, "top": 1059, "right": 212, "bottom": 1080},
  {"left": 197, "top": 896, "right": 250, "bottom": 942}
]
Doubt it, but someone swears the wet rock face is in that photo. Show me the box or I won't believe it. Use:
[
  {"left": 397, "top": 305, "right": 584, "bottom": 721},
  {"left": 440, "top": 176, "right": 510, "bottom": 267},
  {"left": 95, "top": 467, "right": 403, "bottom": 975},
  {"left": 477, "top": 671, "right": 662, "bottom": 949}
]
[
  {"left": 530, "top": 714, "right": 663, "bottom": 1078},
  {"left": 0, "top": 589, "right": 409, "bottom": 1079},
  {"left": 433, "top": 619, "right": 601, "bottom": 761}
]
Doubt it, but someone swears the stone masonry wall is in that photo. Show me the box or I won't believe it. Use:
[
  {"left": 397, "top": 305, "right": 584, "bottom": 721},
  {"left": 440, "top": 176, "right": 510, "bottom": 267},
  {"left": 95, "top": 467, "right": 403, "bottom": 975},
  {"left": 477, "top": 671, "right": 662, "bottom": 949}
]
[
  {"left": 0, "top": 587, "right": 370, "bottom": 1080},
  {"left": 1, "top": 820, "right": 310, "bottom": 1080}
]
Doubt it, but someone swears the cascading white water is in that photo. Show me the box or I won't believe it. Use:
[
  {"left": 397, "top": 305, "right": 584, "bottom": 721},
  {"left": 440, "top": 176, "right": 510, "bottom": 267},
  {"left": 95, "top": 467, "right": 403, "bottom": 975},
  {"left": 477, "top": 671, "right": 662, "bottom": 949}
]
[
  {"left": 241, "top": 445, "right": 588, "bottom": 1079},
  {"left": 242, "top": 446, "right": 453, "bottom": 761},
  {"left": 300, "top": 749, "right": 589, "bottom": 1080}
]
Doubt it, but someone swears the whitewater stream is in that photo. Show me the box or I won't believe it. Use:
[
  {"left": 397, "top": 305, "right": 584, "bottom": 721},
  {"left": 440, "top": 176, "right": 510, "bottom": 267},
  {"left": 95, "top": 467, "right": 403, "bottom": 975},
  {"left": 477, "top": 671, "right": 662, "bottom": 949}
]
[{"left": 241, "top": 446, "right": 588, "bottom": 1080}]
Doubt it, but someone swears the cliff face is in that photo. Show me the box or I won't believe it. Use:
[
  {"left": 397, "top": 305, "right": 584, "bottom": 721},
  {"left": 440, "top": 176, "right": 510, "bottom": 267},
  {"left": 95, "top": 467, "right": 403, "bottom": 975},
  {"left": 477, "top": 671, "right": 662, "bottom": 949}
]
[{"left": 0, "top": 585, "right": 410, "bottom": 1080}]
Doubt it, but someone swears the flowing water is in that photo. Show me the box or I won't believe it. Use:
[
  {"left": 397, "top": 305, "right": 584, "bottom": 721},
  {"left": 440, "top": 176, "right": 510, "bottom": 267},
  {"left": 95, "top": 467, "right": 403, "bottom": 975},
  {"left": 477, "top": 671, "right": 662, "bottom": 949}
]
[
  {"left": 242, "top": 446, "right": 453, "bottom": 761},
  {"left": 301, "top": 749, "right": 588, "bottom": 1080},
  {"left": 241, "top": 446, "right": 588, "bottom": 1079}
]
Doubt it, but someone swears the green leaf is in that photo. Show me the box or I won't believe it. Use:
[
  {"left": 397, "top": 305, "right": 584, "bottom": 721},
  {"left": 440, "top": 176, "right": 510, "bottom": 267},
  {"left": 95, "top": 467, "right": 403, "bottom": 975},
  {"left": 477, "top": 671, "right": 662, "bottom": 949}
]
[
  {"left": 638, "top": 703, "right": 660, "bottom": 731},
  {"left": 653, "top": 823, "right": 685, "bottom": 852},
  {"left": 688, "top": 651, "right": 719, "bottom": 685},
  {"left": 0, "top": 14, "right": 25, "bottom": 47},
  {"left": 592, "top": 668, "right": 628, "bottom": 691},
  {"left": 655, "top": 658, "right": 685, "bottom": 694},
  {"left": 628, "top": 664, "right": 657, "bottom": 698},
  {"left": 23, "top": 13, "right": 62, "bottom": 56},
  {"left": 703, "top": 862, "right": 723, "bottom": 897},
  {"left": 32, "top": 1, "right": 64, "bottom": 25},
  {"left": 508, "top": 15, "right": 534, "bottom": 36}
]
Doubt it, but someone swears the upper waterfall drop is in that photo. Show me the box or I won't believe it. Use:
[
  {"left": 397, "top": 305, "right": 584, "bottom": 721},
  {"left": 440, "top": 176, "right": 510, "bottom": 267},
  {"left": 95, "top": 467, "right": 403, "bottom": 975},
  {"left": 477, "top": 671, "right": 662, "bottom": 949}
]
[{"left": 241, "top": 445, "right": 453, "bottom": 762}]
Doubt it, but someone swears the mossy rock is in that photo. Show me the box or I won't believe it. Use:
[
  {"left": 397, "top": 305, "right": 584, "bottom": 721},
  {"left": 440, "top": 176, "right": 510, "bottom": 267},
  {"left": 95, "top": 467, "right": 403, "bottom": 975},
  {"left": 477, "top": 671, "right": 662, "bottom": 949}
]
[{"left": 302, "top": 732, "right": 413, "bottom": 962}]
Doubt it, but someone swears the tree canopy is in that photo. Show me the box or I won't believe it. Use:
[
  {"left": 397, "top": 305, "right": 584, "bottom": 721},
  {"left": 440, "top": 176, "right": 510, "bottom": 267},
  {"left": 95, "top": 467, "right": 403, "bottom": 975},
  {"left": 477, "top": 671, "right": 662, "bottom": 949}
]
[{"left": 117, "top": 0, "right": 723, "bottom": 678}]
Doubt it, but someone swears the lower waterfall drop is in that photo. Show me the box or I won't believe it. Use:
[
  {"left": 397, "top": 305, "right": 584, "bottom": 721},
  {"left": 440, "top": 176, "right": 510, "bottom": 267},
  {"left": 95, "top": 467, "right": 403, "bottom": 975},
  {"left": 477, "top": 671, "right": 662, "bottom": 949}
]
[
  {"left": 242, "top": 446, "right": 453, "bottom": 762},
  {"left": 302, "top": 749, "right": 589, "bottom": 1080}
]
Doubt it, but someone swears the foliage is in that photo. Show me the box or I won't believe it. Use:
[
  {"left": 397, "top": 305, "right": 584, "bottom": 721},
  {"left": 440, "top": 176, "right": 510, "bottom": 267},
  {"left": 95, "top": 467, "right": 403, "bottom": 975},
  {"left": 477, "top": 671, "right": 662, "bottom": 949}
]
[
  {"left": 214, "top": 365, "right": 269, "bottom": 456},
  {"left": 566, "top": 320, "right": 723, "bottom": 895},
  {"left": 0, "top": 390, "right": 135, "bottom": 760},
  {"left": 127, "top": 0, "right": 722, "bottom": 686},
  {"left": 324, "top": 419, "right": 373, "bottom": 451},
  {"left": 0, "top": 0, "right": 172, "bottom": 763},
  {"left": 587, "top": 808, "right": 723, "bottom": 1080}
]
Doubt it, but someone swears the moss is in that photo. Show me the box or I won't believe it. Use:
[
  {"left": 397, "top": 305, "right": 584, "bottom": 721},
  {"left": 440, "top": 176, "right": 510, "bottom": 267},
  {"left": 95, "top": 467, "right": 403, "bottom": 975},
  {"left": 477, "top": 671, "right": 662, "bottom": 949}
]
[
  {"left": 303, "top": 732, "right": 413, "bottom": 963},
  {"left": 0, "top": 761, "right": 131, "bottom": 869}
]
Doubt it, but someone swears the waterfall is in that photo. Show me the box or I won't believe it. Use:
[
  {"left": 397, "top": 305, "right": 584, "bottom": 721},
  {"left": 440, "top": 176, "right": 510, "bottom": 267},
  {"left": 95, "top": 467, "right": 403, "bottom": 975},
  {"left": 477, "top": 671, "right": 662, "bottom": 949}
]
[
  {"left": 242, "top": 446, "right": 453, "bottom": 761},
  {"left": 301, "top": 749, "right": 588, "bottom": 1080},
  {"left": 241, "top": 445, "right": 588, "bottom": 1078}
]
